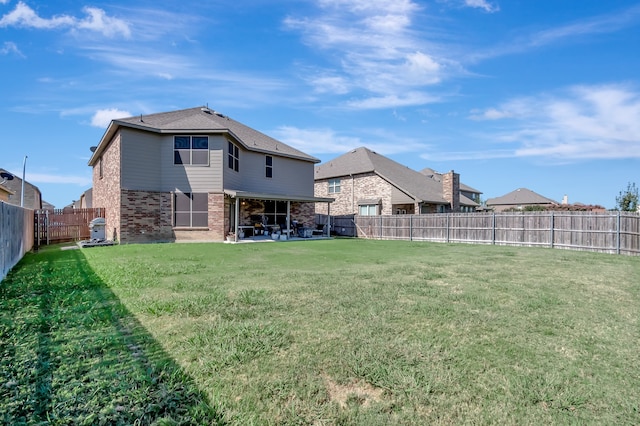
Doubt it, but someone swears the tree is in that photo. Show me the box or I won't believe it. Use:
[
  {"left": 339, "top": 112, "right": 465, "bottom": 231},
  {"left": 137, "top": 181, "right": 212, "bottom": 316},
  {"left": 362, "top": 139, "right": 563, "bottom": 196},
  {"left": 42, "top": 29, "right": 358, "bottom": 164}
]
[{"left": 615, "top": 182, "right": 639, "bottom": 212}]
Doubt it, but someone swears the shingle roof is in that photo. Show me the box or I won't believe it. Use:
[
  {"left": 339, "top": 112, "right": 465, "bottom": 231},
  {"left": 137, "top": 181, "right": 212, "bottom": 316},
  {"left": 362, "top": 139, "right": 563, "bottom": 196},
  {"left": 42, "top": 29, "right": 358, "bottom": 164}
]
[
  {"left": 314, "top": 147, "right": 449, "bottom": 204},
  {"left": 420, "top": 167, "right": 482, "bottom": 194},
  {"left": 89, "top": 106, "right": 318, "bottom": 165},
  {"left": 486, "top": 188, "right": 558, "bottom": 206}
]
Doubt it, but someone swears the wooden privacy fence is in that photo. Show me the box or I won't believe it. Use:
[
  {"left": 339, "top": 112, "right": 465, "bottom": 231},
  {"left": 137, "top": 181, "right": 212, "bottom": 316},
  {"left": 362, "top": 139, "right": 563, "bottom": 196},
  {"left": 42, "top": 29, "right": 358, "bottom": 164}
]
[
  {"left": 1, "top": 202, "right": 34, "bottom": 281},
  {"left": 34, "top": 208, "right": 105, "bottom": 246},
  {"left": 315, "top": 214, "right": 357, "bottom": 237},
  {"left": 355, "top": 211, "right": 640, "bottom": 256}
]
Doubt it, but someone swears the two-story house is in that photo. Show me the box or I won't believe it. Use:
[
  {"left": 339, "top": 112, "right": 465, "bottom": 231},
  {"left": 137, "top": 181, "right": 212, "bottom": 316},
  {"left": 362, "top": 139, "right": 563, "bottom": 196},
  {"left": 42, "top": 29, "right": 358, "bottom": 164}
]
[
  {"left": 314, "top": 147, "right": 479, "bottom": 216},
  {"left": 0, "top": 168, "right": 42, "bottom": 210},
  {"left": 88, "top": 106, "right": 332, "bottom": 243}
]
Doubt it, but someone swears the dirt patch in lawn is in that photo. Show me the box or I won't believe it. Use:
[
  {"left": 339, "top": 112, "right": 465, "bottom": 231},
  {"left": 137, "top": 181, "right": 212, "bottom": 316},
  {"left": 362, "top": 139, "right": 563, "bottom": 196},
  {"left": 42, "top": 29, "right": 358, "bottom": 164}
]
[{"left": 323, "top": 374, "right": 384, "bottom": 408}]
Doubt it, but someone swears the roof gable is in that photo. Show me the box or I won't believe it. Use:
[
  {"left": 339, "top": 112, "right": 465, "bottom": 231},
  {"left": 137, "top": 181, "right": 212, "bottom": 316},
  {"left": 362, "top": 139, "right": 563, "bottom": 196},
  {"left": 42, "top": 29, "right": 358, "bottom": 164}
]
[
  {"left": 89, "top": 106, "right": 318, "bottom": 165},
  {"left": 315, "top": 147, "right": 449, "bottom": 204},
  {"left": 486, "top": 188, "right": 558, "bottom": 205}
]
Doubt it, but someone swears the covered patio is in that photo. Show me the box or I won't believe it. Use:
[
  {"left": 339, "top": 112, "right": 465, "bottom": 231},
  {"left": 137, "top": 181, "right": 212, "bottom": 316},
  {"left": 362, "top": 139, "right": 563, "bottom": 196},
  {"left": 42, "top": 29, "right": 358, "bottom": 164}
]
[{"left": 224, "top": 190, "right": 334, "bottom": 243}]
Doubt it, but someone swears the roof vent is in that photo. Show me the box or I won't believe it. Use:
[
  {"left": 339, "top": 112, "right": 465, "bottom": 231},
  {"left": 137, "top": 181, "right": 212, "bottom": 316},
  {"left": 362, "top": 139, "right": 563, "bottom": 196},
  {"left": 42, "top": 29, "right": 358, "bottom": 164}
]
[{"left": 201, "top": 107, "right": 212, "bottom": 114}]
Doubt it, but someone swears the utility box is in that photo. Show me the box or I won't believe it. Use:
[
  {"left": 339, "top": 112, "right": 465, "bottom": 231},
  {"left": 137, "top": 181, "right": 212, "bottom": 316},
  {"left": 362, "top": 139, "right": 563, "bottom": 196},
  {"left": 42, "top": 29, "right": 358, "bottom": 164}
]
[{"left": 89, "top": 217, "right": 106, "bottom": 241}]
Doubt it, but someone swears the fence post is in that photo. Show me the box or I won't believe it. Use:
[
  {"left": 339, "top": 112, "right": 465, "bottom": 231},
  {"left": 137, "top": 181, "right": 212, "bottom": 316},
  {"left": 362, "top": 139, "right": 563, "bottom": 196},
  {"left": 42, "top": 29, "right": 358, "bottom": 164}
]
[
  {"left": 446, "top": 213, "right": 450, "bottom": 243},
  {"left": 409, "top": 215, "right": 413, "bottom": 241},
  {"left": 616, "top": 211, "right": 621, "bottom": 255},
  {"left": 492, "top": 212, "right": 496, "bottom": 245},
  {"left": 550, "top": 211, "right": 554, "bottom": 248}
]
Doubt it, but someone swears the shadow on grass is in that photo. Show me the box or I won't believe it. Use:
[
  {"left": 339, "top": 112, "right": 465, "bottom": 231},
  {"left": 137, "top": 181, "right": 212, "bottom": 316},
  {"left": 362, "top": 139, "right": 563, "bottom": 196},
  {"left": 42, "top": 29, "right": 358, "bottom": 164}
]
[{"left": 0, "top": 248, "right": 225, "bottom": 425}]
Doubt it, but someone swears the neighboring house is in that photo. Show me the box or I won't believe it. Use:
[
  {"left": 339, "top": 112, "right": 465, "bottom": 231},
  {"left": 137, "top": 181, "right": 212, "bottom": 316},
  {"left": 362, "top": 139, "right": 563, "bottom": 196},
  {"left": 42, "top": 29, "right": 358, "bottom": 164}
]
[
  {"left": 0, "top": 184, "right": 14, "bottom": 202},
  {"left": 41, "top": 200, "right": 55, "bottom": 210},
  {"left": 88, "top": 106, "right": 332, "bottom": 243},
  {"left": 314, "top": 147, "right": 480, "bottom": 216},
  {"left": 79, "top": 188, "right": 92, "bottom": 208},
  {"left": 486, "top": 188, "right": 558, "bottom": 212},
  {"left": 420, "top": 167, "right": 482, "bottom": 212},
  {"left": 0, "top": 168, "right": 42, "bottom": 210}
]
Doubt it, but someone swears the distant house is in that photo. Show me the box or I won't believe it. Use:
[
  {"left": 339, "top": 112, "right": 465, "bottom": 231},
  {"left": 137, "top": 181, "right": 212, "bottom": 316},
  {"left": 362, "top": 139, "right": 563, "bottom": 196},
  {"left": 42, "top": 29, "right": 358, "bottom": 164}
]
[
  {"left": 314, "top": 147, "right": 480, "bottom": 216},
  {"left": 79, "top": 188, "right": 92, "bottom": 208},
  {"left": 486, "top": 188, "right": 558, "bottom": 212},
  {"left": 41, "top": 200, "right": 55, "bottom": 210},
  {"left": 420, "top": 167, "right": 482, "bottom": 208},
  {"left": 0, "top": 168, "right": 42, "bottom": 210},
  {"left": 88, "top": 106, "right": 332, "bottom": 243},
  {"left": 0, "top": 183, "right": 14, "bottom": 202}
]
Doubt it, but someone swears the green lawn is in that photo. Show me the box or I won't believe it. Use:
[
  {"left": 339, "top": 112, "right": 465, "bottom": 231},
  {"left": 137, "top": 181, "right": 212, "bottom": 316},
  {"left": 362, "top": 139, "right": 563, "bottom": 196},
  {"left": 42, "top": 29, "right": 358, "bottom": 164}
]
[{"left": 1, "top": 239, "right": 639, "bottom": 425}]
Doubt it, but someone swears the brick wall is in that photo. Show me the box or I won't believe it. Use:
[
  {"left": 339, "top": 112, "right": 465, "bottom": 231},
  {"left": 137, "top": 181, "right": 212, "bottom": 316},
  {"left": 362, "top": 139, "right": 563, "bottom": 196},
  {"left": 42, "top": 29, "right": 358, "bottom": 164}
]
[
  {"left": 442, "top": 171, "right": 460, "bottom": 212},
  {"left": 92, "top": 133, "right": 121, "bottom": 241},
  {"left": 315, "top": 173, "right": 392, "bottom": 215},
  {"left": 120, "top": 190, "right": 174, "bottom": 243}
]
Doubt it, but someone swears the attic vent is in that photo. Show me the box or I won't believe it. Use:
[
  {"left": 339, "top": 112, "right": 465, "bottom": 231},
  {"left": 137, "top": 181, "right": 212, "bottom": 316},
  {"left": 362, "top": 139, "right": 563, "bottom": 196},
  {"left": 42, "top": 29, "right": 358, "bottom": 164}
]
[
  {"left": 201, "top": 107, "right": 212, "bottom": 114},
  {"left": 216, "top": 112, "right": 225, "bottom": 118}
]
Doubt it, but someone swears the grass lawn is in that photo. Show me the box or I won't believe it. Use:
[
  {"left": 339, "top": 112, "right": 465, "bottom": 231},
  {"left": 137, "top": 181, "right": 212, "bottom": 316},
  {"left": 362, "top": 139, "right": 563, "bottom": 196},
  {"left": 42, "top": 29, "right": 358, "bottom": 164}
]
[{"left": 1, "top": 239, "right": 639, "bottom": 425}]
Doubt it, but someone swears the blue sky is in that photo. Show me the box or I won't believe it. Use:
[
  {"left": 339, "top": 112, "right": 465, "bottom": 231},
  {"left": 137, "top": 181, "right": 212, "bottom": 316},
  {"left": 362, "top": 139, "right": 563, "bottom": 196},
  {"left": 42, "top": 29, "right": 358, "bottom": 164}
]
[{"left": 1, "top": 0, "right": 639, "bottom": 209}]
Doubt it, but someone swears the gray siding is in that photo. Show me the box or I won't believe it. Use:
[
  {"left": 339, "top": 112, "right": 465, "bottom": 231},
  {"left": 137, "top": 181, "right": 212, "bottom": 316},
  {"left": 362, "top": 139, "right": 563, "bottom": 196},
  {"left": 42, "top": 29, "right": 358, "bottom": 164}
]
[
  {"left": 160, "top": 134, "right": 224, "bottom": 193},
  {"left": 120, "top": 130, "right": 313, "bottom": 196},
  {"left": 223, "top": 144, "right": 315, "bottom": 197},
  {"left": 120, "top": 129, "right": 224, "bottom": 193},
  {"left": 120, "top": 128, "right": 161, "bottom": 190}
]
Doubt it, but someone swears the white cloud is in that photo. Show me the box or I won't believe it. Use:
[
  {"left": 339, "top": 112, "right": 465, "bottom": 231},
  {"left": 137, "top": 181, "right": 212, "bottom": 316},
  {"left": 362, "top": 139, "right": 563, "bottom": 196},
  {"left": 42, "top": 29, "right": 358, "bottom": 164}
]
[
  {"left": 466, "top": 84, "right": 640, "bottom": 161},
  {"left": 26, "top": 172, "right": 92, "bottom": 186},
  {"left": 284, "top": 0, "right": 459, "bottom": 109},
  {"left": 0, "top": 2, "right": 130, "bottom": 38},
  {"left": 75, "top": 7, "right": 131, "bottom": 38},
  {"left": 272, "top": 125, "right": 430, "bottom": 156},
  {"left": 346, "top": 92, "right": 441, "bottom": 109},
  {"left": 1, "top": 41, "right": 23, "bottom": 57},
  {"left": 464, "top": 0, "right": 499, "bottom": 13},
  {"left": 473, "top": 4, "right": 640, "bottom": 61},
  {"left": 91, "top": 108, "right": 131, "bottom": 128}
]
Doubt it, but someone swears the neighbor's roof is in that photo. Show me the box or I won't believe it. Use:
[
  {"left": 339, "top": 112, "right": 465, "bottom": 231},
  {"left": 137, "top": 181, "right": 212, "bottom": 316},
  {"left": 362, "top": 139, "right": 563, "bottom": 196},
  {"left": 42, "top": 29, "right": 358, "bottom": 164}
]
[
  {"left": 0, "top": 184, "right": 14, "bottom": 196},
  {"left": 420, "top": 167, "right": 482, "bottom": 194},
  {"left": 314, "top": 147, "right": 449, "bottom": 204},
  {"left": 89, "top": 106, "right": 319, "bottom": 166},
  {"left": 486, "top": 188, "right": 558, "bottom": 206}
]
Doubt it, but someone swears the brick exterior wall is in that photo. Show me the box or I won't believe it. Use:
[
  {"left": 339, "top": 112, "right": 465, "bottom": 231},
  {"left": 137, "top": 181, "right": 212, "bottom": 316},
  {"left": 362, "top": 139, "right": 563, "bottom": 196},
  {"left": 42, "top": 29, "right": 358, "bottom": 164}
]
[
  {"left": 92, "top": 133, "right": 121, "bottom": 241},
  {"left": 120, "top": 190, "right": 173, "bottom": 243},
  {"left": 315, "top": 173, "right": 393, "bottom": 215},
  {"left": 442, "top": 171, "right": 460, "bottom": 212}
]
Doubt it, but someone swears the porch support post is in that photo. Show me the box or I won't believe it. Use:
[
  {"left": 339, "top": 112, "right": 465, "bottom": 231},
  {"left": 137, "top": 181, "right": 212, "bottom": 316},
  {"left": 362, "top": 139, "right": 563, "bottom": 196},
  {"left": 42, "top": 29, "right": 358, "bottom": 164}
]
[
  {"left": 287, "top": 200, "right": 291, "bottom": 237},
  {"left": 326, "top": 202, "right": 331, "bottom": 236},
  {"left": 234, "top": 196, "right": 240, "bottom": 242}
]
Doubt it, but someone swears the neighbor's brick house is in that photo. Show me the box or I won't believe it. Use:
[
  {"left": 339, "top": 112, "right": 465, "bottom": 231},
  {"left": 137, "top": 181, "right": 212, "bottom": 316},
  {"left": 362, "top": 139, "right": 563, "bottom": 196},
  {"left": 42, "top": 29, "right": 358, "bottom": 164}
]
[
  {"left": 0, "top": 168, "right": 42, "bottom": 210},
  {"left": 314, "top": 147, "right": 480, "bottom": 216},
  {"left": 89, "top": 106, "right": 332, "bottom": 243}
]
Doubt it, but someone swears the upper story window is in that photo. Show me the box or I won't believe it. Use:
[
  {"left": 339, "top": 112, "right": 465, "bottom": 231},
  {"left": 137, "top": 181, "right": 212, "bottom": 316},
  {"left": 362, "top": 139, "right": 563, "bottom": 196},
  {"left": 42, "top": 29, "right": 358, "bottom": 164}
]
[
  {"left": 265, "top": 155, "right": 273, "bottom": 178},
  {"left": 228, "top": 141, "right": 239, "bottom": 172},
  {"left": 328, "top": 178, "right": 341, "bottom": 193},
  {"left": 174, "top": 136, "right": 209, "bottom": 165}
]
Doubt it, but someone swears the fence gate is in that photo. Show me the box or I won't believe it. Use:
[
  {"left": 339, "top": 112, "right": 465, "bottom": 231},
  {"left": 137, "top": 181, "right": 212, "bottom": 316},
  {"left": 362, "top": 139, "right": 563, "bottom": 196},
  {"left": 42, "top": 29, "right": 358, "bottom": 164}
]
[{"left": 34, "top": 208, "right": 105, "bottom": 246}]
